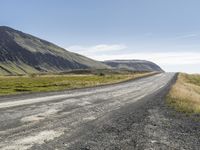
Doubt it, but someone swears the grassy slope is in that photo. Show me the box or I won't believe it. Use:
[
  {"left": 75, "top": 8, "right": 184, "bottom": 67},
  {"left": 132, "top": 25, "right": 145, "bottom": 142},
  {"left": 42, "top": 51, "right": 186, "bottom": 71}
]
[
  {"left": 0, "top": 62, "right": 40, "bottom": 75},
  {"left": 0, "top": 72, "right": 152, "bottom": 96},
  {"left": 167, "top": 73, "right": 200, "bottom": 114}
]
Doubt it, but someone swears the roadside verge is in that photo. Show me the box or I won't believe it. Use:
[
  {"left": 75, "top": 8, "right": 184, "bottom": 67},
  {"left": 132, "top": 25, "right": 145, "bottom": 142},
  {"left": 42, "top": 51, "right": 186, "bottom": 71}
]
[{"left": 167, "top": 73, "right": 200, "bottom": 114}]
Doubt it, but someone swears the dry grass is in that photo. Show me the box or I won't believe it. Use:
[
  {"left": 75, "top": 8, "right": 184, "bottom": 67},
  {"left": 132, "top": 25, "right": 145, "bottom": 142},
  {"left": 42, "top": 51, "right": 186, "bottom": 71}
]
[{"left": 167, "top": 73, "right": 200, "bottom": 114}]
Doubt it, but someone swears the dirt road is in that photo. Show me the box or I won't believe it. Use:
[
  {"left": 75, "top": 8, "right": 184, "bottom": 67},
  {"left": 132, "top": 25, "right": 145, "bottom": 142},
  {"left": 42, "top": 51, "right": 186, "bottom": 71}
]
[{"left": 0, "top": 73, "right": 199, "bottom": 150}]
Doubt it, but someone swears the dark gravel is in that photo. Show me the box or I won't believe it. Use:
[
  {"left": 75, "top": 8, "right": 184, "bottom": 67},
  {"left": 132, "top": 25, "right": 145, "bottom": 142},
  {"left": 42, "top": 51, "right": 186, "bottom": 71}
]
[{"left": 66, "top": 74, "right": 200, "bottom": 150}]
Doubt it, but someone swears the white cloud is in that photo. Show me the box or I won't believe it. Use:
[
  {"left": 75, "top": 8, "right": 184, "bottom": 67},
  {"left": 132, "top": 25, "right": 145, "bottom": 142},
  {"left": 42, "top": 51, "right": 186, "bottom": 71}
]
[
  {"left": 88, "top": 52, "right": 200, "bottom": 65},
  {"left": 66, "top": 44, "right": 127, "bottom": 53},
  {"left": 78, "top": 51, "right": 200, "bottom": 68},
  {"left": 88, "top": 52, "right": 200, "bottom": 73},
  {"left": 66, "top": 44, "right": 200, "bottom": 73},
  {"left": 67, "top": 44, "right": 200, "bottom": 66}
]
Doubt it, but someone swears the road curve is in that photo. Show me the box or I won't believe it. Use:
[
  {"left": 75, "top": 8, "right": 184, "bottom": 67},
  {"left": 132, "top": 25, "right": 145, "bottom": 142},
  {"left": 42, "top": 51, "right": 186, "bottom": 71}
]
[{"left": 0, "top": 73, "right": 176, "bottom": 150}]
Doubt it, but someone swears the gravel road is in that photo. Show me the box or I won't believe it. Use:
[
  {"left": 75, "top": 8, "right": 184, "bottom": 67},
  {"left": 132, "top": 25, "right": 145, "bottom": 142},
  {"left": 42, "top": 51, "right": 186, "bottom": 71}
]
[{"left": 0, "top": 73, "right": 199, "bottom": 150}]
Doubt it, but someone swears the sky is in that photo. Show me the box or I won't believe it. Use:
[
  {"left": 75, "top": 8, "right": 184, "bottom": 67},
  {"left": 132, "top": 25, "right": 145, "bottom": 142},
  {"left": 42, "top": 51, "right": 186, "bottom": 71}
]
[{"left": 0, "top": 0, "right": 200, "bottom": 73}]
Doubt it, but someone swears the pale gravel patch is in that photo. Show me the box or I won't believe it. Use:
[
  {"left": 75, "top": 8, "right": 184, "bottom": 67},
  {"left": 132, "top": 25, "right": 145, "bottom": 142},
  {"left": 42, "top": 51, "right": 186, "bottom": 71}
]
[
  {"left": 20, "top": 98, "right": 82, "bottom": 123},
  {"left": 21, "top": 108, "right": 59, "bottom": 123},
  {"left": 82, "top": 116, "right": 97, "bottom": 121},
  {"left": 78, "top": 101, "right": 92, "bottom": 106},
  {"left": 0, "top": 130, "right": 64, "bottom": 150}
]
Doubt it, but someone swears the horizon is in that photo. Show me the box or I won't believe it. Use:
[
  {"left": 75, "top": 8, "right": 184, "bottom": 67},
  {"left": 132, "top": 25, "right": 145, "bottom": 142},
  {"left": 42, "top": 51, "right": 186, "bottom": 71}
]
[{"left": 1, "top": 0, "right": 200, "bottom": 73}]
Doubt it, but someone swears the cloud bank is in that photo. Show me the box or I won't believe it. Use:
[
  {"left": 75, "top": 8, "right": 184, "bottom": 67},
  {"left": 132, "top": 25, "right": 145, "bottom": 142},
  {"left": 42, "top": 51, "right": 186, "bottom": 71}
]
[{"left": 66, "top": 44, "right": 200, "bottom": 73}]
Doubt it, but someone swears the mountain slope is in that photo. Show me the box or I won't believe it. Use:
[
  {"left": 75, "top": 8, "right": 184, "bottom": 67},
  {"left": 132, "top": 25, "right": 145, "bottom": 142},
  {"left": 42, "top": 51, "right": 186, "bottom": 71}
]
[
  {"left": 0, "top": 26, "right": 108, "bottom": 75},
  {"left": 103, "top": 60, "right": 163, "bottom": 72}
]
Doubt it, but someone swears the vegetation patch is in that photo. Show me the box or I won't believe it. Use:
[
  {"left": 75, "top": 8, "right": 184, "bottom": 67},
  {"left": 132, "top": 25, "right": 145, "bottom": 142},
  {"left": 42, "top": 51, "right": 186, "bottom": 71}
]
[
  {"left": 0, "top": 72, "right": 153, "bottom": 96},
  {"left": 167, "top": 73, "right": 200, "bottom": 114}
]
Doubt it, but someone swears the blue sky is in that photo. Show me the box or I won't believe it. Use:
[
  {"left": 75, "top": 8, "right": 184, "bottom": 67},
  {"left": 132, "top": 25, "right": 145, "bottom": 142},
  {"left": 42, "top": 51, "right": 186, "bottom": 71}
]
[{"left": 1, "top": 0, "right": 200, "bottom": 73}]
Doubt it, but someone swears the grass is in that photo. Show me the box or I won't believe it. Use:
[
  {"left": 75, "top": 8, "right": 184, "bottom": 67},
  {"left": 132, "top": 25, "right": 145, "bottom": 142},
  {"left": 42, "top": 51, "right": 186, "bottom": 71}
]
[
  {"left": 0, "top": 62, "right": 40, "bottom": 75},
  {"left": 0, "top": 72, "right": 153, "bottom": 96},
  {"left": 167, "top": 73, "right": 200, "bottom": 114}
]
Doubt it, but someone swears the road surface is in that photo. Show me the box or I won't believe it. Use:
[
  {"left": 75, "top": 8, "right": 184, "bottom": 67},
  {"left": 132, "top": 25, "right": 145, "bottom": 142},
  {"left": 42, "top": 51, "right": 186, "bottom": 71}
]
[{"left": 0, "top": 73, "right": 199, "bottom": 150}]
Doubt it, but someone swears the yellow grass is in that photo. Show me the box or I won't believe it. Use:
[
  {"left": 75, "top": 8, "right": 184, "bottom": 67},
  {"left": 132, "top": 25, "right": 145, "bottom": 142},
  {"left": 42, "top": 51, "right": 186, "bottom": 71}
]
[{"left": 167, "top": 73, "right": 200, "bottom": 113}]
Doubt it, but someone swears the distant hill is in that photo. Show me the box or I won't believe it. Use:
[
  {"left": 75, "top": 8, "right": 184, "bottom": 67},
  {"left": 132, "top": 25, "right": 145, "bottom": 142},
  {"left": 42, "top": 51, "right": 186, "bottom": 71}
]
[
  {"left": 0, "top": 26, "right": 108, "bottom": 75},
  {"left": 103, "top": 60, "right": 163, "bottom": 72}
]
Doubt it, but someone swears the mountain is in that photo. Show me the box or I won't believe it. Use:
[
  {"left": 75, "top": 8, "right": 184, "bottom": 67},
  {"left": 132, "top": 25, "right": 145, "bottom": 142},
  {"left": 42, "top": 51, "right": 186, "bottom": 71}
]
[
  {"left": 0, "top": 26, "right": 163, "bottom": 75},
  {"left": 0, "top": 26, "right": 108, "bottom": 75},
  {"left": 103, "top": 60, "right": 163, "bottom": 72}
]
